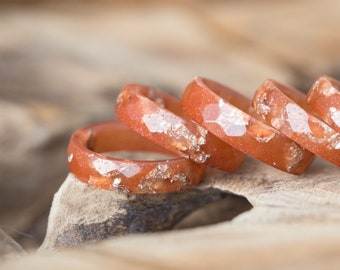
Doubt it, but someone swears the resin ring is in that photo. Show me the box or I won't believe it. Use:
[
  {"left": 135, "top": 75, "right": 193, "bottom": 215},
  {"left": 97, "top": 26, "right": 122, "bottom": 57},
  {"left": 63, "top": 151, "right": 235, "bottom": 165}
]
[
  {"left": 253, "top": 79, "right": 339, "bottom": 167},
  {"left": 67, "top": 121, "right": 206, "bottom": 194},
  {"left": 307, "top": 75, "right": 340, "bottom": 132},
  {"left": 180, "top": 77, "right": 314, "bottom": 174},
  {"left": 115, "top": 84, "right": 245, "bottom": 172}
]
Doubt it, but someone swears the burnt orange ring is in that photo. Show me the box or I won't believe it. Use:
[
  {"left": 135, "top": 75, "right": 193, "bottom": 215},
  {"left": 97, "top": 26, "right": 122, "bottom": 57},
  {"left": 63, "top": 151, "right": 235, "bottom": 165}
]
[
  {"left": 180, "top": 77, "right": 314, "bottom": 174},
  {"left": 253, "top": 79, "right": 339, "bottom": 167},
  {"left": 67, "top": 121, "right": 206, "bottom": 194},
  {"left": 115, "top": 84, "right": 245, "bottom": 172},
  {"left": 307, "top": 75, "right": 340, "bottom": 132}
]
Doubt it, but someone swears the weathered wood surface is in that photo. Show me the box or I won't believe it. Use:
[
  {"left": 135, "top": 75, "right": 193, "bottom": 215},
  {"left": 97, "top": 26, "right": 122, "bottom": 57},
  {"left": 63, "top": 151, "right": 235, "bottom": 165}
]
[
  {"left": 2, "top": 158, "right": 340, "bottom": 269},
  {"left": 39, "top": 174, "right": 251, "bottom": 251},
  {"left": 4, "top": 225, "right": 340, "bottom": 269},
  {"left": 1, "top": 0, "right": 340, "bottom": 268}
]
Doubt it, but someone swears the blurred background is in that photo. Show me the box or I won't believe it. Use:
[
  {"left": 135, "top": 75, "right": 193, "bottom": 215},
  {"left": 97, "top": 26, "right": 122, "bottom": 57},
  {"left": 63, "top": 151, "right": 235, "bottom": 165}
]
[{"left": 0, "top": 0, "right": 340, "bottom": 250}]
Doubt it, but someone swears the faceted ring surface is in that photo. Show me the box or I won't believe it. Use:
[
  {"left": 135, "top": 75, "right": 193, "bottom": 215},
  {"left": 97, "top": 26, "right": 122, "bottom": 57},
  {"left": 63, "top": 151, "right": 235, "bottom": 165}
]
[
  {"left": 67, "top": 121, "right": 206, "bottom": 194},
  {"left": 115, "top": 84, "right": 245, "bottom": 172},
  {"left": 181, "top": 77, "right": 315, "bottom": 174},
  {"left": 307, "top": 75, "right": 340, "bottom": 132},
  {"left": 253, "top": 79, "right": 339, "bottom": 167}
]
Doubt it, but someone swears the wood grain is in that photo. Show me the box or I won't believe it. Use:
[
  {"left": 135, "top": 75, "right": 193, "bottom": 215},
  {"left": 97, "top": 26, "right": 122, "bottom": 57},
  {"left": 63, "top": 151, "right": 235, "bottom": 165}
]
[
  {"left": 2, "top": 158, "right": 340, "bottom": 269},
  {"left": 0, "top": 0, "right": 340, "bottom": 268}
]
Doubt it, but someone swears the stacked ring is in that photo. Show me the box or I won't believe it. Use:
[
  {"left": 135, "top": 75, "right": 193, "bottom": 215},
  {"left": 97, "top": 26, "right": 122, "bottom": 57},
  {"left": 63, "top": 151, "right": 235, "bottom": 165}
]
[
  {"left": 115, "top": 84, "right": 245, "bottom": 172},
  {"left": 253, "top": 79, "right": 340, "bottom": 167},
  {"left": 67, "top": 75, "right": 340, "bottom": 193},
  {"left": 180, "top": 77, "right": 315, "bottom": 174},
  {"left": 307, "top": 75, "right": 340, "bottom": 132},
  {"left": 67, "top": 121, "right": 206, "bottom": 194}
]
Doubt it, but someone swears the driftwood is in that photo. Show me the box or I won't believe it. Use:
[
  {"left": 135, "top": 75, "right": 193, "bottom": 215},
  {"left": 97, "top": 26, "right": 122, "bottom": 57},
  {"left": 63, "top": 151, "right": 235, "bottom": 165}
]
[
  {"left": 1, "top": 0, "right": 340, "bottom": 269},
  {"left": 39, "top": 174, "right": 252, "bottom": 250},
  {"left": 38, "top": 156, "right": 340, "bottom": 252},
  {"left": 2, "top": 157, "right": 340, "bottom": 269}
]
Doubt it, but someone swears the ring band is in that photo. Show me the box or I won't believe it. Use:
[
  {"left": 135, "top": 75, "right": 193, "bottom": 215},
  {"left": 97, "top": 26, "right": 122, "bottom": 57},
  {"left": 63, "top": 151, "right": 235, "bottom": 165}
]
[
  {"left": 253, "top": 79, "right": 339, "bottom": 167},
  {"left": 116, "top": 84, "right": 245, "bottom": 172},
  {"left": 307, "top": 75, "right": 340, "bottom": 132},
  {"left": 181, "top": 77, "right": 314, "bottom": 174},
  {"left": 67, "top": 121, "right": 206, "bottom": 194}
]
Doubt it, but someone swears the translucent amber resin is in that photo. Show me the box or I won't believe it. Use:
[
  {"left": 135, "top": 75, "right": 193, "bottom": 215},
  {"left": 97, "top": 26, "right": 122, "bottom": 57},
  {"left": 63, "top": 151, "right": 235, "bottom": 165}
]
[
  {"left": 116, "top": 84, "right": 245, "bottom": 172},
  {"left": 253, "top": 79, "right": 339, "bottom": 167},
  {"left": 67, "top": 121, "right": 205, "bottom": 194},
  {"left": 181, "top": 77, "right": 315, "bottom": 174},
  {"left": 307, "top": 75, "right": 340, "bottom": 132}
]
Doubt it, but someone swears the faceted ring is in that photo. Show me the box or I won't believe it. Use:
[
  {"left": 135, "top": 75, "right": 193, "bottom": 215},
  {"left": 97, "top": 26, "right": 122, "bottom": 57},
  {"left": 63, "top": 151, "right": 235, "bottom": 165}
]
[
  {"left": 67, "top": 121, "right": 206, "bottom": 194},
  {"left": 180, "top": 77, "right": 315, "bottom": 174},
  {"left": 115, "top": 83, "right": 245, "bottom": 172},
  {"left": 307, "top": 75, "right": 340, "bottom": 132},
  {"left": 253, "top": 79, "right": 339, "bottom": 167}
]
